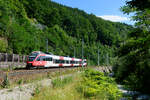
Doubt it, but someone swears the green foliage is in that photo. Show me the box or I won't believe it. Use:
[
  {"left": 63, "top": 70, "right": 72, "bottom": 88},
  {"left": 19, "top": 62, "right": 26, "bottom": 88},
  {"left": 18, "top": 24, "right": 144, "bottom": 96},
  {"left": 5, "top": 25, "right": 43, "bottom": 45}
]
[
  {"left": 17, "top": 79, "right": 23, "bottom": 85},
  {"left": 114, "top": 0, "right": 150, "bottom": 94},
  {"left": 0, "top": 38, "right": 8, "bottom": 52},
  {"left": 114, "top": 28, "right": 150, "bottom": 93},
  {"left": 0, "top": 0, "right": 132, "bottom": 65},
  {"left": 78, "top": 69, "right": 122, "bottom": 100}
]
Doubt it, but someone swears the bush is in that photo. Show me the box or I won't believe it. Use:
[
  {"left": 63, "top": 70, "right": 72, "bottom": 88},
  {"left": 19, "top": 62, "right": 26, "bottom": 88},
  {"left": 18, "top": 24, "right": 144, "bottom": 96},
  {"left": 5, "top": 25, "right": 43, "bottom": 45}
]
[
  {"left": 0, "top": 38, "right": 8, "bottom": 52},
  {"left": 77, "top": 69, "right": 122, "bottom": 100}
]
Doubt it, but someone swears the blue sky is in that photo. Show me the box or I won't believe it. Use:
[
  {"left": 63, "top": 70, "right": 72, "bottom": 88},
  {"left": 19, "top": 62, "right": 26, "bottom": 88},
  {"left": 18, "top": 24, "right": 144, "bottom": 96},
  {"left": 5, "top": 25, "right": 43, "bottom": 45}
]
[{"left": 52, "top": 0, "right": 134, "bottom": 25}]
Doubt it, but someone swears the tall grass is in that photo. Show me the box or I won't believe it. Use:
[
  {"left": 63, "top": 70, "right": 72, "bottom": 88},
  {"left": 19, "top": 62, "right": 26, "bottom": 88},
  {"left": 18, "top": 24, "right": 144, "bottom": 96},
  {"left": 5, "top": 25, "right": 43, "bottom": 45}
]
[
  {"left": 31, "top": 75, "right": 85, "bottom": 100},
  {"left": 52, "top": 76, "right": 73, "bottom": 88},
  {"left": 31, "top": 69, "right": 122, "bottom": 100}
]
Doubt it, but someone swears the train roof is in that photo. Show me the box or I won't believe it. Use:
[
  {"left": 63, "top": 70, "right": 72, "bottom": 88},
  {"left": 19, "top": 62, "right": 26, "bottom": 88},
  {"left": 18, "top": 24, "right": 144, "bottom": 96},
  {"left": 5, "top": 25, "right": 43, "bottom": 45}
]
[
  {"left": 31, "top": 51, "right": 44, "bottom": 54},
  {"left": 30, "top": 51, "right": 83, "bottom": 61}
]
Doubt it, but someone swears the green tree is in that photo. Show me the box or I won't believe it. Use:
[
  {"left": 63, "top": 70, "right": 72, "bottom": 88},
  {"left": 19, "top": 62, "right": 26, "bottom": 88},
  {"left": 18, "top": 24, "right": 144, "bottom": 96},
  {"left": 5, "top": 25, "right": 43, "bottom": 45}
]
[{"left": 114, "top": 0, "right": 150, "bottom": 93}]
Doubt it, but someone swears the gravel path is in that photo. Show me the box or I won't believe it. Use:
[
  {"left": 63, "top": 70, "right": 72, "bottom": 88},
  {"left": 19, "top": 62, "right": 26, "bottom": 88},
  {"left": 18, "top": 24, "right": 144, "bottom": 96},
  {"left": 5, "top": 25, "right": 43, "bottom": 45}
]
[{"left": 0, "top": 79, "right": 52, "bottom": 100}]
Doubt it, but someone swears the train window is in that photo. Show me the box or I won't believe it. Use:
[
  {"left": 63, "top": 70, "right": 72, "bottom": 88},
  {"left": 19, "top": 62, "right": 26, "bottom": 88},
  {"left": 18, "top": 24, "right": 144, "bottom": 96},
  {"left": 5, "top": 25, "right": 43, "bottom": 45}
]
[
  {"left": 36, "top": 56, "right": 41, "bottom": 61},
  {"left": 60, "top": 60, "right": 65, "bottom": 64},
  {"left": 46, "top": 57, "right": 52, "bottom": 61},
  {"left": 64, "top": 60, "right": 66, "bottom": 64},
  {"left": 66, "top": 60, "right": 69, "bottom": 64},
  {"left": 55, "top": 60, "right": 59, "bottom": 64},
  {"left": 29, "top": 57, "right": 35, "bottom": 61},
  {"left": 41, "top": 56, "right": 46, "bottom": 61},
  {"left": 43, "top": 57, "right": 47, "bottom": 61},
  {"left": 36, "top": 56, "right": 45, "bottom": 61},
  {"left": 71, "top": 61, "right": 75, "bottom": 64}
]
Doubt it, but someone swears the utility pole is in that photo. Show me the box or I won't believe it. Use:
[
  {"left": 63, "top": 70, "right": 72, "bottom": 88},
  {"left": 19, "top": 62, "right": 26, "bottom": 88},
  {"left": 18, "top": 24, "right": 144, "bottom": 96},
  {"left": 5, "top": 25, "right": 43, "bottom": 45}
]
[
  {"left": 106, "top": 53, "right": 109, "bottom": 66},
  {"left": 74, "top": 47, "right": 75, "bottom": 58},
  {"left": 88, "top": 54, "right": 90, "bottom": 66},
  {"left": 82, "top": 38, "right": 84, "bottom": 67},
  {"left": 46, "top": 39, "right": 48, "bottom": 52},
  {"left": 98, "top": 49, "right": 100, "bottom": 66}
]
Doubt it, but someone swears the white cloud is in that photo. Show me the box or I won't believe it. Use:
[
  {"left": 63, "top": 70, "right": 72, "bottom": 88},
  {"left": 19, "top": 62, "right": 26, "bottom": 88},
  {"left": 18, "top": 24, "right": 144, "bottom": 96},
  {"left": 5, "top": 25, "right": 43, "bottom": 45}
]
[{"left": 98, "top": 15, "right": 129, "bottom": 22}]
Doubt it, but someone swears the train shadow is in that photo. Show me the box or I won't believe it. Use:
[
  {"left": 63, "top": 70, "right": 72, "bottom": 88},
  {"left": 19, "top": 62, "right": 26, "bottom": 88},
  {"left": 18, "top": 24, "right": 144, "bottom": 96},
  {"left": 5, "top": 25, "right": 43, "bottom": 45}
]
[
  {"left": 14, "top": 67, "right": 27, "bottom": 70},
  {"left": 14, "top": 66, "right": 77, "bottom": 70}
]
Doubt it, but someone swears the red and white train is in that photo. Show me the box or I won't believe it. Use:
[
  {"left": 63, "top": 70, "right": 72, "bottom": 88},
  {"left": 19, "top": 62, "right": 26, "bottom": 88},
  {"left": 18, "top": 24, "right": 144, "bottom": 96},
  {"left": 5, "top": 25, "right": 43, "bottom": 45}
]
[{"left": 26, "top": 51, "right": 87, "bottom": 69}]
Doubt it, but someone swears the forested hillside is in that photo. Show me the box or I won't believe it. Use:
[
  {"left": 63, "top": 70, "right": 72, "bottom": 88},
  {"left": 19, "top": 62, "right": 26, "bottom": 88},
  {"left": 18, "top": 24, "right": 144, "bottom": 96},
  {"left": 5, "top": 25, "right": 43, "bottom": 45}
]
[
  {"left": 113, "top": 0, "right": 150, "bottom": 94},
  {"left": 0, "top": 0, "right": 132, "bottom": 65}
]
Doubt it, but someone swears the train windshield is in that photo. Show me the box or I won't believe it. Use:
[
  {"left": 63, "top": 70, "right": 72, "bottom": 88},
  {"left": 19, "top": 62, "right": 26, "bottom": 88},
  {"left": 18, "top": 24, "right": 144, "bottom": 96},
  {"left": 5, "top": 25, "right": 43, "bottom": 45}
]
[
  {"left": 29, "top": 53, "right": 39, "bottom": 57},
  {"left": 28, "top": 57, "right": 36, "bottom": 61}
]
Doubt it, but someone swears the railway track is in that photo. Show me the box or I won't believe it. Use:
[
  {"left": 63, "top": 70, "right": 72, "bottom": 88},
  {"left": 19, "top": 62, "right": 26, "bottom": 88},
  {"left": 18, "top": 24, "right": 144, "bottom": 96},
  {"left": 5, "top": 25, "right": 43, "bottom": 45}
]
[{"left": 0, "top": 67, "right": 79, "bottom": 84}]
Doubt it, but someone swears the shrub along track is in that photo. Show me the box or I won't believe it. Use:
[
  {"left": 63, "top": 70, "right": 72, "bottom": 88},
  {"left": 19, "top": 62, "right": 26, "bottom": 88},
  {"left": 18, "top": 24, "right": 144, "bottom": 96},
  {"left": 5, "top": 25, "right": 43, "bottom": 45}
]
[{"left": 0, "top": 67, "right": 79, "bottom": 85}]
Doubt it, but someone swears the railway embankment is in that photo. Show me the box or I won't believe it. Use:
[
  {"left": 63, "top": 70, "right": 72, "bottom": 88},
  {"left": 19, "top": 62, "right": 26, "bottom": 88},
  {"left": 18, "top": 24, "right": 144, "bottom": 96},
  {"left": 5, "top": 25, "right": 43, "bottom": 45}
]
[
  {"left": 0, "top": 67, "right": 78, "bottom": 85},
  {"left": 0, "top": 67, "right": 81, "bottom": 100},
  {"left": 0, "top": 66, "right": 115, "bottom": 100}
]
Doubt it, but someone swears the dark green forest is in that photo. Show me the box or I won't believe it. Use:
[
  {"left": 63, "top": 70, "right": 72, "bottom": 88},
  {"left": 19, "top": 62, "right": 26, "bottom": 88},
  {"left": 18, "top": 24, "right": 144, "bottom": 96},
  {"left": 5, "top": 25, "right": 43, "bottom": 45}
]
[
  {"left": 0, "top": 0, "right": 132, "bottom": 65},
  {"left": 114, "top": 0, "right": 150, "bottom": 94}
]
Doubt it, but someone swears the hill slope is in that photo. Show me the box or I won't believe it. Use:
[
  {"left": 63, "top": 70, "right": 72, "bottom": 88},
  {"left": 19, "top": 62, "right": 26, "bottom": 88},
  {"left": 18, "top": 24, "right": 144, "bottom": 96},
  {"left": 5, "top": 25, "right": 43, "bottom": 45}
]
[{"left": 0, "top": 0, "right": 132, "bottom": 65}]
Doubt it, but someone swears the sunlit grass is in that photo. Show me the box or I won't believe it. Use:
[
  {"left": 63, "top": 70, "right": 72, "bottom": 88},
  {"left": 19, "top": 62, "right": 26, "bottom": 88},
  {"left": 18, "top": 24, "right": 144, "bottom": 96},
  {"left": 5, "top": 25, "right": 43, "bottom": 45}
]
[{"left": 31, "top": 75, "right": 86, "bottom": 100}]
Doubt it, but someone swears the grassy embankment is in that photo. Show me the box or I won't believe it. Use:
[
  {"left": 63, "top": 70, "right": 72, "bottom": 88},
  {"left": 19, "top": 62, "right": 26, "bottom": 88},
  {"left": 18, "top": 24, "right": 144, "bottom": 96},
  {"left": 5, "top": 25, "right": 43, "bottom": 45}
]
[
  {"left": 31, "top": 68, "right": 122, "bottom": 100},
  {"left": 0, "top": 67, "right": 80, "bottom": 89}
]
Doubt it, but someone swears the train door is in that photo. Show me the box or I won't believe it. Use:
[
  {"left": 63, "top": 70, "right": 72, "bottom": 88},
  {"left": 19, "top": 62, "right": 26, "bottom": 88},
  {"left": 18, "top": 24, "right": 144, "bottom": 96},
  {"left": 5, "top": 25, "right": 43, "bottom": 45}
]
[{"left": 45, "top": 57, "right": 53, "bottom": 67}]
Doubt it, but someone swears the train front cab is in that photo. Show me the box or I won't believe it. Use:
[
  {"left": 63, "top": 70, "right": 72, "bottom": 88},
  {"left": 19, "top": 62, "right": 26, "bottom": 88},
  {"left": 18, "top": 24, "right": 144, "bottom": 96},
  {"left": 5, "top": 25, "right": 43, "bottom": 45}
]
[
  {"left": 26, "top": 56, "right": 36, "bottom": 69},
  {"left": 27, "top": 55, "right": 53, "bottom": 69}
]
